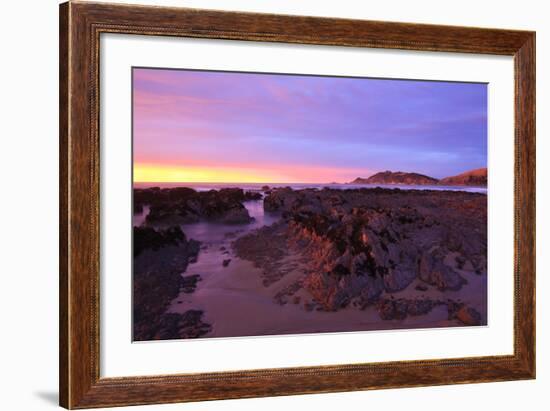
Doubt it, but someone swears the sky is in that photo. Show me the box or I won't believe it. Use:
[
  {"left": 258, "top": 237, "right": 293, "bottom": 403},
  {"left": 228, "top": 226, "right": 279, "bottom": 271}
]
[{"left": 133, "top": 68, "right": 487, "bottom": 183}]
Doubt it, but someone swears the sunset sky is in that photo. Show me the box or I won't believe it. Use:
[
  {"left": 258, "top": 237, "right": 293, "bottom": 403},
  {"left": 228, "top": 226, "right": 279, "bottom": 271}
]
[{"left": 133, "top": 68, "right": 487, "bottom": 183}]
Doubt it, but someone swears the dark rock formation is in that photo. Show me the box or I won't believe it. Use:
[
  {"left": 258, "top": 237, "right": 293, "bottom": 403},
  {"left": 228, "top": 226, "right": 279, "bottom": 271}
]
[
  {"left": 263, "top": 187, "right": 302, "bottom": 212},
  {"left": 232, "top": 221, "right": 291, "bottom": 286},
  {"left": 134, "top": 187, "right": 254, "bottom": 225},
  {"left": 181, "top": 274, "right": 202, "bottom": 293},
  {"left": 455, "top": 306, "right": 482, "bottom": 326},
  {"left": 377, "top": 297, "right": 441, "bottom": 320},
  {"left": 149, "top": 311, "right": 212, "bottom": 340},
  {"left": 419, "top": 249, "right": 466, "bottom": 291},
  {"left": 133, "top": 202, "right": 143, "bottom": 214},
  {"left": 351, "top": 171, "right": 439, "bottom": 185},
  {"left": 134, "top": 186, "right": 163, "bottom": 205},
  {"left": 134, "top": 226, "right": 187, "bottom": 257},
  {"left": 133, "top": 225, "right": 211, "bottom": 341},
  {"left": 248, "top": 188, "right": 487, "bottom": 313},
  {"left": 244, "top": 191, "right": 263, "bottom": 200},
  {"left": 439, "top": 167, "right": 487, "bottom": 187}
]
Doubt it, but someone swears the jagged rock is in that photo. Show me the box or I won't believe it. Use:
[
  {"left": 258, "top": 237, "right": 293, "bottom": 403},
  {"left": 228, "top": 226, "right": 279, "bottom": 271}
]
[
  {"left": 133, "top": 226, "right": 207, "bottom": 341},
  {"left": 455, "top": 306, "right": 482, "bottom": 326},
  {"left": 133, "top": 225, "right": 190, "bottom": 257},
  {"left": 273, "top": 281, "right": 302, "bottom": 305},
  {"left": 455, "top": 255, "right": 466, "bottom": 269},
  {"left": 383, "top": 267, "right": 417, "bottom": 293},
  {"left": 181, "top": 274, "right": 201, "bottom": 293},
  {"left": 232, "top": 187, "right": 486, "bottom": 321},
  {"left": 232, "top": 222, "right": 289, "bottom": 286},
  {"left": 244, "top": 191, "right": 262, "bottom": 200},
  {"left": 144, "top": 202, "right": 200, "bottom": 225},
  {"left": 152, "top": 311, "right": 212, "bottom": 340},
  {"left": 256, "top": 188, "right": 485, "bottom": 311},
  {"left": 419, "top": 251, "right": 466, "bottom": 291},
  {"left": 216, "top": 206, "right": 252, "bottom": 224},
  {"left": 377, "top": 297, "right": 440, "bottom": 320},
  {"left": 407, "top": 298, "right": 438, "bottom": 316},
  {"left": 377, "top": 298, "right": 409, "bottom": 320},
  {"left": 134, "top": 202, "right": 144, "bottom": 214},
  {"left": 136, "top": 187, "right": 254, "bottom": 225}
]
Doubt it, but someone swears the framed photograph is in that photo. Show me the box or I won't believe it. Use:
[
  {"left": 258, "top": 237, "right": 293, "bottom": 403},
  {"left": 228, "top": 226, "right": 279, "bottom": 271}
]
[{"left": 59, "top": 1, "right": 535, "bottom": 409}]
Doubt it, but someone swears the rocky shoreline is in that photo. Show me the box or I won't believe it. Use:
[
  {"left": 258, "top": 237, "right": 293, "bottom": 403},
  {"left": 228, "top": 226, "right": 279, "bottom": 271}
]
[
  {"left": 133, "top": 226, "right": 211, "bottom": 340},
  {"left": 234, "top": 187, "right": 487, "bottom": 325},
  {"left": 133, "top": 187, "right": 264, "bottom": 340},
  {"left": 133, "top": 185, "right": 487, "bottom": 340}
]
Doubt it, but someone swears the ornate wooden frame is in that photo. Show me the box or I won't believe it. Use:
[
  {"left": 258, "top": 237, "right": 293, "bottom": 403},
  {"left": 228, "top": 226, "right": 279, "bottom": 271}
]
[{"left": 59, "top": 1, "right": 536, "bottom": 408}]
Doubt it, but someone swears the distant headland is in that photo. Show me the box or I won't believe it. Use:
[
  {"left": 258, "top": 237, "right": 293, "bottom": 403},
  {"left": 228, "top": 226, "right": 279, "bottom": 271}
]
[{"left": 350, "top": 167, "right": 487, "bottom": 187}]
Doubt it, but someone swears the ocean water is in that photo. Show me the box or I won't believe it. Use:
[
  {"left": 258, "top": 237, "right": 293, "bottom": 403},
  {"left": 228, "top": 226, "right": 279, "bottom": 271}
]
[
  {"left": 133, "top": 181, "right": 487, "bottom": 194},
  {"left": 173, "top": 200, "right": 280, "bottom": 244},
  {"left": 133, "top": 199, "right": 281, "bottom": 243}
]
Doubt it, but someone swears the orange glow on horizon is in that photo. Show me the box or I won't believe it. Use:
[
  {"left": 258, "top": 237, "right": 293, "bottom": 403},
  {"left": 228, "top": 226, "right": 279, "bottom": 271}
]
[
  {"left": 135, "top": 164, "right": 301, "bottom": 184},
  {"left": 133, "top": 163, "right": 368, "bottom": 184}
]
